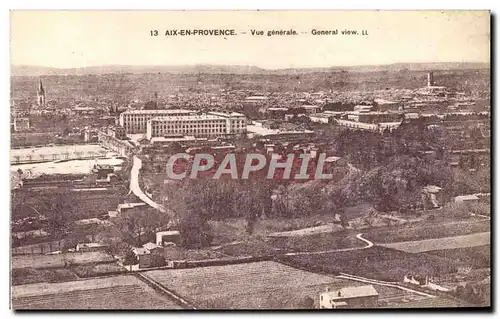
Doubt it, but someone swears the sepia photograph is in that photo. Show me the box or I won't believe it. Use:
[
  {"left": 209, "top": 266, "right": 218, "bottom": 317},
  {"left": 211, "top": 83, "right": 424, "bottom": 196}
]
[{"left": 9, "top": 10, "right": 491, "bottom": 310}]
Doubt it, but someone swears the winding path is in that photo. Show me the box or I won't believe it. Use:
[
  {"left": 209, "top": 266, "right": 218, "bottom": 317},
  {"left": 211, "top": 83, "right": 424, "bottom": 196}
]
[
  {"left": 129, "top": 156, "right": 172, "bottom": 217},
  {"left": 283, "top": 233, "right": 374, "bottom": 256}
]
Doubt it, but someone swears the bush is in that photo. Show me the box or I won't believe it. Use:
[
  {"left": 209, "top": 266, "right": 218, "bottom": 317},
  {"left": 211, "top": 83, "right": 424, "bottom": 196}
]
[{"left": 123, "top": 251, "right": 138, "bottom": 265}]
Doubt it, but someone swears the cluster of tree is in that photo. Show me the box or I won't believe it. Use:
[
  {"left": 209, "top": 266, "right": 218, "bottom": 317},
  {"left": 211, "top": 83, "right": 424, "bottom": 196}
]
[
  {"left": 143, "top": 100, "right": 158, "bottom": 110},
  {"left": 333, "top": 119, "right": 446, "bottom": 171},
  {"left": 453, "top": 282, "right": 490, "bottom": 306},
  {"left": 113, "top": 208, "right": 171, "bottom": 247},
  {"left": 157, "top": 118, "right": 488, "bottom": 248}
]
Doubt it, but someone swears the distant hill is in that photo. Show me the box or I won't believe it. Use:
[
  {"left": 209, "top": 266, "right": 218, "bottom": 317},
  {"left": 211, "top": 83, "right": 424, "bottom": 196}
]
[{"left": 11, "top": 62, "right": 489, "bottom": 77}]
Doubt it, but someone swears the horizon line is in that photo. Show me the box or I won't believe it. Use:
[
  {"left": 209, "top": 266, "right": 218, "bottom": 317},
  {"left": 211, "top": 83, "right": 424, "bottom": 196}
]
[{"left": 11, "top": 60, "right": 491, "bottom": 72}]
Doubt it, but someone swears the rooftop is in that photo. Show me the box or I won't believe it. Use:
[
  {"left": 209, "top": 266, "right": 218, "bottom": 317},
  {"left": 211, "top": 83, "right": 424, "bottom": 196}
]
[
  {"left": 454, "top": 195, "right": 480, "bottom": 201},
  {"left": 301, "top": 105, "right": 320, "bottom": 109},
  {"left": 268, "top": 107, "right": 289, "bottom": 111},
  {"left": 143, "top": 242, "right": 160, "bottom": 250},
  {"left": 245, "top": 96, "right": 269, "bottom": 100},
  {"left": 208, "top": 111, "right": 246, "bottom": 118},
  {"left": 157, "top": 230, "right": 181, "bottom": 236},
  {"left": 322, "top": 285, "right": 379, "bottom": 300},
  {"left": 423, "top": 185, "right": 442, "bottom": 193},
  {"left": 150, "top": 136, "right": 200, "bottom": 143},
  {"left": 117, "top": 202, "right": 147, "bottom": 210},
  {"left": 310, "top": 113, "right": 334, "bottom": 118},
  {"left": 121, "top": 109, "right": 195, "bottom": 115},
  {"left": 150, "top": 114, "right": 227, "bottom": 121},
  {"left": 132, "top": 247, "right": 150, "bottom": 255}
]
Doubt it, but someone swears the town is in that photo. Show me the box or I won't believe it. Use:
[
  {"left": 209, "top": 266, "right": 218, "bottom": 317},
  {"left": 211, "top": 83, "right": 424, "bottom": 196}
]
[{"left": 10, "top": 63, "right": 491, "bottom": 310}]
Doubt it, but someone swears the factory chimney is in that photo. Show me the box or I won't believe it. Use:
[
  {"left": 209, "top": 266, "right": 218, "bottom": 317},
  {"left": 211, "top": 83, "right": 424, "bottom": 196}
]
[{"left": 427, "top": 72, "right": 434, "bottom": 87}]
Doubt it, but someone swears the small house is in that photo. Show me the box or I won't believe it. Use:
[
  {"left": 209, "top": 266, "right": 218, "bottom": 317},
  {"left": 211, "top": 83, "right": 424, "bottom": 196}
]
[
  {"left": 319, "top": 285, "right": 379, "bottom": 309},
  {"left": 132, "top": 247, "right": 152, "bottom": 269},
  {"left": 454, "top": 195, "right": 480, "bottom": 203},
  {"left": 143, "top": 242, "right": 164, "bottom": 255},
  {"left": 156, "top": 230, "right": 181, "bottom": 246}
]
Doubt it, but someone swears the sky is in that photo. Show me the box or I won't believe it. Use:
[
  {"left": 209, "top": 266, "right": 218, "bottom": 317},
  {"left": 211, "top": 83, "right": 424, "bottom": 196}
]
[{"left": 10, "top": 10, "right": 490, "bottom": 69}]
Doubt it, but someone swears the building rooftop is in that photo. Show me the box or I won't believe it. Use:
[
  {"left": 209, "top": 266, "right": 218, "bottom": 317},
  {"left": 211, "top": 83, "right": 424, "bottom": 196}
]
[
  {"left": 150, "top": 114, "right": 227, "bottom": 122},
  {"left": 323, "top": 285, "right": 379, "bottom": 300},
  {"left": 325, "top": 156, "right": 341, "bottom": 162},
  {"left": 310, "top": 113, "right": 334, "bottom": 118},
  {"left": 245, "top": 96, "right": 269, "bottom": 100},
  {"left": 374, "top": 98, "right": 398, "bottom": 105},
  {"left": 117, "top": 203, "right": 147, "bottom": 210},
  {"left": 301, "top": 105, "right": 320, "bottom": 109},
  {"left": 143, "top": 242, "right": 160, "bottom": 251},
  {"left": 208, "top": 111, "right": 246, "bottom": 118},
  {"left": 150, "top": 136, "right": 202, "bottom": 143},
  {"left": 157, "top": 230, "right": 180, "bottom": 236},
  {"left": 454, "top": 195, "right": 480, "bottom": 201},
  {"left": 121, "top": 109, "right": 195, "bottom": 115},
  {"left": 423, "top": 185, "right": 442, "bottom": 193},
  {"left": 132, "top": 247, "right": 150, "bottom": 255}
]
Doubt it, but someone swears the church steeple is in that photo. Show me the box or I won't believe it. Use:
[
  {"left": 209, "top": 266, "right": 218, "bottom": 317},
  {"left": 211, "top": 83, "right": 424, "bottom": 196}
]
[
  {"left": 37, "top": 79, "right": 45, "bottom": 107},
  {"left": 37, "top": 79, "right": 45, "bottom": 94}
]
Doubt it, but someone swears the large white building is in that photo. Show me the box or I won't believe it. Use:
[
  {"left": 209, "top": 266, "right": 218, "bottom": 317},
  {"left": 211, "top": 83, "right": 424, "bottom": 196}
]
[
  {"left": 146, "top": 111, "right": 247, "bottom": 140},
  {"left": 119, "top": 109, "right": 196, "bottom": 133}
]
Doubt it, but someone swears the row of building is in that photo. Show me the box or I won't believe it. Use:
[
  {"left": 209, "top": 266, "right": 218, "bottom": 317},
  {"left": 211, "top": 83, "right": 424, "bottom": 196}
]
[{"left": 118, "top": 109, "right": 247, "bottom": 140}]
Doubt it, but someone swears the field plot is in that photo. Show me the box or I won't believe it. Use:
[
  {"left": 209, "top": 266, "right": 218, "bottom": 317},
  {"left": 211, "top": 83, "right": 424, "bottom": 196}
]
[
  {"left": 365, "top": 220, "right": 490, "bottom": 244},
  {"left": 12, "top": 268, "right": 78, "bottom": 286},
  {"left": 381, "top": 232, "right": 490, "bottom": 253},
  {"left": 12, "top": 275, "right": 181, "bottom": 309},
  {"left": 383, "top": 296, "right": 472, "bottom": 308},
  {"left": 12, "top": 252, "right": 115, "bottom": 269},
  {"left": 425, "top": 245, "right": 490, "bottom": 269},
  {"left": 144, "top": 261, "right": 410, "bottom": 309},
  {"left": 279, "top": 246, "right": 457, "bottom": 282}
]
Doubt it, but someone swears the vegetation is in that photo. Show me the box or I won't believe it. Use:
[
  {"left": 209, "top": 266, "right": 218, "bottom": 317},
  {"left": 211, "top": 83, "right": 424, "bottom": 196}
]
[
  {"left": 154, "top": 114, "right": 490, "bottom": 250},
  {"left": 279, "top": 246, "right": 459, "bottom": 282},
  {"left": 72, "top": 263, "right": 127, "bottom": 278},
  {"left": 122, "top": 251, "right": 138, "bottom": 266},
  {"left": 11, "top": 267, "right": 78, "bottom": 286}
]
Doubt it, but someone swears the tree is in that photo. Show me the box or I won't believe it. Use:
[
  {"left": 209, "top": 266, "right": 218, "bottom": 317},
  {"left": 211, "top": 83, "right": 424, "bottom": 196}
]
[
  {"left": 143, "top": 100, "right": 157, "bottom": 110},
  {"left": 178, "top": 212, "right": 212, "bottom": 248},
  {"left": 150, "top": 254, "right": 166, "bottom": 267},
  {"left": 298, "top": 296, "right": 315, "bottom": 309},
  {"left": 123, "top": 251, "right": 138, "bottom": 266},
  {"left": 114, "top": 209, "right": 170, "bottom": 246}
]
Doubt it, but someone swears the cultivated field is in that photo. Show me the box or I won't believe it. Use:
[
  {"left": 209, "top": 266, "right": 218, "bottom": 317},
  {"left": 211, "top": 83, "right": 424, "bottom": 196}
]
[
  {"left": 426, "top": 245, "right": 490, "bottom": 269},
  {"left": 12, "top": 275, "right": 181, "bottom": 309},
  {"left": 12, "top": 252, "right": 115, "bottom": 270},
  {"left": 12, "top": 268, "right": 78, "bottom": 286},
  {"left": 383, "top": 296, "right": 472, "bottom": 308},
  {"left": 364, "top": 220, "right": 490, "bottom": 244},
  {"left": 278, "top": 246, "right": 458, "bottom": 282},
  {"left": 380, "top": 232, "right": 490, "bottom": 253},
  {"left": 144, "top": 261, "right": 411, "bottom": 309}
]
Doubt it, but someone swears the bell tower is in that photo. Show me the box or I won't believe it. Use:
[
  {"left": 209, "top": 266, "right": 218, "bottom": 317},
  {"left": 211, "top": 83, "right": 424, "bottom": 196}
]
[{"left": 37, "top": 79, "right": 45, "bottom": 107}]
